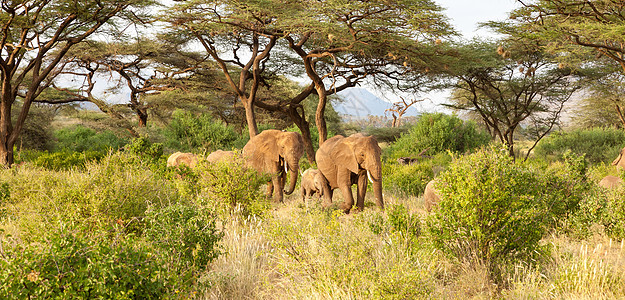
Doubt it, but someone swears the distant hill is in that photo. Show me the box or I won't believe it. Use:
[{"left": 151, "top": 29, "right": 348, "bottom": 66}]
[{"left": 334, "top": 88, "right": 419, "bottom": 120}]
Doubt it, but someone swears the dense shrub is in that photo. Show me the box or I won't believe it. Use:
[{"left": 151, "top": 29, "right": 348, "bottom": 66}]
[
  {"left": 33, "top": 150, "right": 104, "bottom": 170},
  {"left": 163, "top": 110, "right": 245, "bottom": 152},
  {"left": 0, "top": 227, "right": 171, "bottom": 299},
  {"left": 571, "top": 187, "right": 625, "bottom": 240},
  {"left": 426, "top": 147, "right": 550, "bottom": 276},
  {"left": 388, "top": 113, "right": 491, "bottom": 159},
  {"left": 54, "top": 125, "right": 128, "bottom": 153},
  {"left": 144, "top": 203, "right": 223, "bottom": 268},
  {"left": 196, "top": 158, "right": 270, "bottom": 217},
  {"left": 383, "top": 162, "right": 434, "bottom": 197},
  {"left": 17, "top": 104, "right": 55, "bottom": 151},
  {"left": 382, "top": 153, "right": 451, "bottom": 197},
  {"left": 533, "top": 127, "right": 625, "bottom": 164},
  {"left": 2, "top": 152, "right": 180, "bottom": 237}
]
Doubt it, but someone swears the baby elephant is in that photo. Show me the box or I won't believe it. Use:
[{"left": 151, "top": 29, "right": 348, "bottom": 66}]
[{"left": 300, "top": 168, "right": 326, "bottom": 202}]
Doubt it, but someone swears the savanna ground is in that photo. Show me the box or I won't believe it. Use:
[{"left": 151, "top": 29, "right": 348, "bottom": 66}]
[{"left": 3, "top": 112, "right": 625, "bottom": 299}]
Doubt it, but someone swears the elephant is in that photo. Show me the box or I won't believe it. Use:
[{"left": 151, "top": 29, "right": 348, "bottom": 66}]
[
  {"left": 206, "top": 150, "right": 235, "bottom": 163},
  {"left": 300, "top": 168, "right": 327, "bottom": 202},
  {"left": 424, "top": 179, "right": 441, "bottom": 212},
  {"left": 315, "top": 133, "right": 384, "bottom": 213},
  {"left": 613, "top": 147, "right": 625, "bottom": 169},
  {"left": 242, "top": 129, "right": 304, "bottom": 203},
  {"left": 599, "top": 175, "right": 623, "bottom": 189},
  {"left": 167, "top": 152, "right": 198, "bottom": 168}
]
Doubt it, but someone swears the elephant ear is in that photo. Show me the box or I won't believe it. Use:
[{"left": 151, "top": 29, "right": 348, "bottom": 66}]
[{"left": 331, "top": 137, "right": 359, "bottom": 174}]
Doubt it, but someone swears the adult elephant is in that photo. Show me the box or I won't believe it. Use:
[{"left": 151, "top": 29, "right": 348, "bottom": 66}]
[
  {"left": 243, "top": 130, "right": 304, "bottom": 203},
  {"left": 316, "top": 133, "right": 384, "bottom": 213}
]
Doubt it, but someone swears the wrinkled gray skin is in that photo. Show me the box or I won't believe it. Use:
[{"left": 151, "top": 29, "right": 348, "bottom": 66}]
[
  {"left": 243, "top": 130, "right": 304, "bottom": 203},
  {"left": 316, "top": 133, "right": 384, "bottom": 213},
  {"left": 206, "top": 150, "right": 235, "bottom": 163},
  {"left": 300, "top": 168, "right": 327, "bottom": 202},
  {"left": 167, "top": 152, "right": 198, "bottom": 168},
  {"left": 424, "top": 179, "right": 441, "bottom": 212}
]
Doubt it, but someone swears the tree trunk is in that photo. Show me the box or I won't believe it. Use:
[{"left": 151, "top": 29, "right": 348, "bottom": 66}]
[
  {"left": 243, "top": 98, "right": 258, "bottom": 138},
  {"left": 137, "top": 107, "right": 148, "bottom": 127},
  {"left": 315, "top": 85, "right": 328, "bottom": 146}
]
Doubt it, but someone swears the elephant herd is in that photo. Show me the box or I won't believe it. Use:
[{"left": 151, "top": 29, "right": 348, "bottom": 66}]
[
  {"left": 167, "top": 130, "right": 384, "bottom": 214},
  {"left": 168, "top": 129, "right": 625, "bottom": 214}
]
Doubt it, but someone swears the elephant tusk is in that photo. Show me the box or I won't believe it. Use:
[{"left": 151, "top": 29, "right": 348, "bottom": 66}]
[
  {"left": 284, "top": 162, "right": 288, "bottom": 174},
  {"left": 367, "top": 170, "right": 374, "bottom": 184}
]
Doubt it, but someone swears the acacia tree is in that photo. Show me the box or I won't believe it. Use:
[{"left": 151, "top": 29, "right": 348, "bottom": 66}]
[
  {"left": 447, "top": 40, "right": 583, "bottom": 160},
  {"left": 0, "top": 0, "right": 154, "bottom": 167},
  {"left": 165, "top": 0, "right": 454, "bottom": 159},
  {"left": 511, "top": 1, "right": 625, "bottom": 129}
]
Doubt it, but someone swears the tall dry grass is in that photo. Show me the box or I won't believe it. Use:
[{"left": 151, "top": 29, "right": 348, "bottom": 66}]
[{"left": 202, "top": 190, "right": 625, "bottom": 299}]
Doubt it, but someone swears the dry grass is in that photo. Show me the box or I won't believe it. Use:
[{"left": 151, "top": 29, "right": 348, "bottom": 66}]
[{"left": 201, "top": 190, "right": 625, "bottom": 299}]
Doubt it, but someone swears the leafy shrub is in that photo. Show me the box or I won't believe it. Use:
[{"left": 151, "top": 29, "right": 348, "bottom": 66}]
[
  {"left": 17, "top": 104, "right": 55, "bottom": 151},
  {"left": 426, "top": 147, "right": 549, "bottom": 275},
  {"left": 534, "top": 127, "right": 625, "bottom": 164},
  {"left": 33, "top": 150, "right": 103, "bottom": 170},
  {"left": 382, "top": 153, "right": 451, "bottom": 197},
  {"left": 0, "top": 227, "right": 170, "bottom": 299},
  {"left": 388, "top": 113, "right": 491, "bottom": 159},
  {"left": 144, "top": 203, "right": 223, "bottom": 268},
  {"left": 53, "top": 125, "right": 127, "bottom": 153},
  {"left": 163, "top": 110, "right": 244, "bottom": 152},
  {"left": 2, "top": 152, "right": 180, "bottom": 237},
  {"left": 571, "top": 187, "right": 625, "bottom": 240},
  {"left": 383, "top": 162, "right": 434, "bottom": 197},
  {"left": 0, "top": 221, "right": 217, "bottom": 299},
  {"left": 196, "top": 158, "right": 270, "bottom": 217}
]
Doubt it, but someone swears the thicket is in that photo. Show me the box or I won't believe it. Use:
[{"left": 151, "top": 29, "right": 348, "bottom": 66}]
[
  {"left": 426, "top": 147, "right": 590, "bottom": 280},
  {"left": 534, "top": 127, "right": 625, "bottom": 164},
  {"left": 383, "top": 153, "right": 451, "bottom": 197},
  {"left": 387, "top": 113, "right": 491, "bottom": 159},
  {"left": 0, "top": 148, "right": 277, "bottom": 297},
  {"left": 163, "top": 110, "right": 246, "bottom": 153}
]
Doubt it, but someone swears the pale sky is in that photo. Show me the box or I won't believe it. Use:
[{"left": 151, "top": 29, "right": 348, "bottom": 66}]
[
  {"left": 435, "top": 0, "right": 521, "bottom": 39},
  {"left": 373, "top": 0, "right": 522, "bottom": 112}
]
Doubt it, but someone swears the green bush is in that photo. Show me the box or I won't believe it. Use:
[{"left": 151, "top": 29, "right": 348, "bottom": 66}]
[
  {"left": 196, "top": 158, "right": 270, "bottom": 217},
  {"left": 534, "top": 127, "right": 625, "bottom": 164},
  {"left": 383, "top": 162, "right": 434, "bottom": 197},
  {"left": 0, "top": 227, "right": 170, "bottom": 299},
  {"left": 382, "top": 153, "right": 451, "bottom": 197},
  {"left": 163, "top": 110, "right": 244, "bottom": 152},
  {"left": 33, "top": 150, "right": 104, "bottom": 170},
  {"left": 53, "top": 125, "right": 128, "bottom": 153},
  {"left": 426, "top": 147, "right": 549, "bottom": 276},
  {"left": 571, "top": 187, "right": 625, "bottom": 240},
  {"left": 2, "top": 152, "right": 180, "bottom": 237},
  {"left": 388, "top": 113, "right": 491, "bottom": 159},
  {"left": 144, "top": 203, "right": 223, "bottom": 268}
]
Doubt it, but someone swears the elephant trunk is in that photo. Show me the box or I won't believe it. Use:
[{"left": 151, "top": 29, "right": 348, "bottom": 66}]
[
  {"left": 367, "top": 166, "right": 384, "bottom": 210},
  {"left": 284, "top": 160, "right": 299, "bottom": 195}
]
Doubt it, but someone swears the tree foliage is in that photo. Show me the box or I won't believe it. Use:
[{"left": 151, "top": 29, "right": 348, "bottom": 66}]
[
  {"left": 446, "top": 38, "right": 583, "bottom": 160},
  {"left": 0, "top": 0, "right": 156, "bottom": 166}
]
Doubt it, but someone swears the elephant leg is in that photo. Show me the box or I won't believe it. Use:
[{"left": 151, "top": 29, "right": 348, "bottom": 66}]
[
  {"left": 321, "top": 183, "right": 333, "bottom": 208},
  {"left": 271, "top": 174, "right": 283, "bottom": 203},
  {"left": 338, "top": 184, "right": 355, "bottom": 213},
  {"left": 355, "top": 170, "right": 368, "bottom": 212}
]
